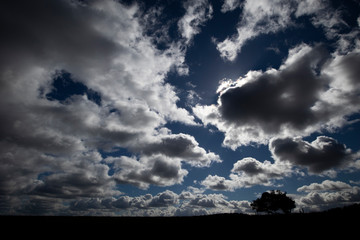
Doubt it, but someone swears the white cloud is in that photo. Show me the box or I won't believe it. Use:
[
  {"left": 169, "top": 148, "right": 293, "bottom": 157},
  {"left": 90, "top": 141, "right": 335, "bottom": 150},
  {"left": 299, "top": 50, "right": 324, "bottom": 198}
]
[
  {"left": 186, "top": 89, "right": 202, "bottom": 106},
  {"left": 201, "top": 157, "right": 293, "bottom": 191},
  {"left": 296, "top": 180, "right": 360, "bottom": 211},
  {"left": 216, "top": 0, "right": 351, "bottom": 61},
  {"left": 295, "top": 0, "right": 349, "bottom": 39},
  {"left": 294, "top": 0, "right": 326, "bottom": 17},
  {"left": 201, "top": 175, "right": 234, "bottom": 191},
  {"left": 215, "top": 0, "right": 294, "bottom": 61},
  {"left": 221, "top": 0, "right": 242, "bottom": 13},
  {"left": 297, "top": 180, "right": 353, "bottom": 192},
  {"left": 178, "top": 0, "right": 213, "bottom": 45}
]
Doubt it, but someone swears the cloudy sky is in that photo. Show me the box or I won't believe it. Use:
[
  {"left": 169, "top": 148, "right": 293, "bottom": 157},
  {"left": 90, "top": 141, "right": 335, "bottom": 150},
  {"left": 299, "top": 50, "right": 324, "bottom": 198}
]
[{"left": 1, "top": 0, "right": 360, "bottom": 216}]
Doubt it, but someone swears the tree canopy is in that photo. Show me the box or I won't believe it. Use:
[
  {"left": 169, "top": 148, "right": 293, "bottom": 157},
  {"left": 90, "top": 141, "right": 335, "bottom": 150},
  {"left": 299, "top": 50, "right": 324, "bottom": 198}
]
[{"left": 251, "top": 190, "right": 296, "bottom": 214}]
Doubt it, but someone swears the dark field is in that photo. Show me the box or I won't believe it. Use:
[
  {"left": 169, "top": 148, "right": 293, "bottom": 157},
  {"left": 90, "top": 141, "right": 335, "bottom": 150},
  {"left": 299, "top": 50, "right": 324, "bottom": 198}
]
[{"left": 2, "top": 204, "right": 359, "bottom": 237}]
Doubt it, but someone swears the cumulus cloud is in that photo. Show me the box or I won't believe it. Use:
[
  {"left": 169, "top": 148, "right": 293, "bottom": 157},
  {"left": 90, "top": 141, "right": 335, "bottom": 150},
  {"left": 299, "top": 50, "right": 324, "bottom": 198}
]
[
  {"left": 296, "top": 180, "right": 360, "bottom": 211},
  {"left": 104, "top": 132, "right": 221, "bottom": 189},
  {"left": 201, "top": 175, "right": 234, "bottom": 191},
  {"left": 135, "top": 133, "right": 221, "bottom": 167},
  {"left": 66, "top": 190, "right": 251, "bottom": 216},
  {"left": 4, "top": 187, "right": 252, "bottom": 216},
  {"left": 201, "top": 136, "right": 360, "bottom": 192},
  {"left": 201, "top": 157, "right": 293, "bottom": 191},
  {"left": 106, "top": 155, "right": 188, "bottom": 189},
  {"left": 270, "top": 136, "right": 357, "bottom": 175},
  {"left": 230, "top": 157, "right": 292, "bottom": 188},
  {"left": 32, "top": 161, "right": 116, "bottom": 199},
  {"left": 68, "top": 190, "right": 179, "bottom": 215},
  {"left": 194, "top": 43, "right": 360, "bottom": 149},
  {"left": 219, "top": 46, "right": 326, "bottom": 133},
  {"left": 232, "top": 157, "right": 284, "bottom": 177},
  {"left": 0, "top": 141, "right": 119, "bottom": 198},
  {"left": 176, "top": 191, "right": 252, "bottom": 216},
  {"left": 297, "top": 180, "right": 353, "bottom": 192}
]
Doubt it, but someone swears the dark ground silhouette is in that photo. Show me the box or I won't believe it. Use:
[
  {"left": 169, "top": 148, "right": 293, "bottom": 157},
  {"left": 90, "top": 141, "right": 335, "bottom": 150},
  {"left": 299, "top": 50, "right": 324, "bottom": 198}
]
[{"left": 1, "top": 204, "right": 359, "bottom": 237}]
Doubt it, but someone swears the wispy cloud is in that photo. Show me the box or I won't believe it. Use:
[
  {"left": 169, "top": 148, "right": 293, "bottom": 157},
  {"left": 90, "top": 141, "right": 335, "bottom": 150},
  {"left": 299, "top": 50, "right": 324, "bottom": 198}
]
[{"left": 215, "top": 0, "right": 351, "bottom": 61}]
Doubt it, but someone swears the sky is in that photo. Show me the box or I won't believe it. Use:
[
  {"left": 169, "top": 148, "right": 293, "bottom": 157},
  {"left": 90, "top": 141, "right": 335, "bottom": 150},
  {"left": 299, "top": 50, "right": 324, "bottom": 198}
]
[{"left": 0, "top": 0, "right": 360, "bottom": 216}]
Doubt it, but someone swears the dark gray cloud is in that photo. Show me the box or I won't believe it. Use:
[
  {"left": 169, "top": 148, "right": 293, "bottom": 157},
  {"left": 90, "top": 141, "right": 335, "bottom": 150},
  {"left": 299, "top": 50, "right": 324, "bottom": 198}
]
[
  {"left": 70, "top": 190, "right": 179, "bottom": 212},
  {"left": 32, "top": 163, "right": 114, "bottom": 199},
  {"left": 17, "top": 197, "right": 66, "bottom": 215},
  {"left": 201, "top": 175, "right": 232, "bottom": 191},
  {"left": 0, "top": 101, "right": 140, "bottom": 155},
  {"left": 0, "top": 146, "right": 120, "bottom": 214},
  {"left": 148, "top": 190, "right": 179, "bottom": 207},
  {"left": 219, "top": 45, "right": 328, "bottom": 134},
  {"left": 270, "top": 136, "right": 355, "bottom": 174},
  {"left": 141, "top": 135, "right": 203, "bottom": 158},
  {"left": 194, "top": 42, "right": 360, "bottom": 148},
  {"left": 65, "top": 190, "right": 251, "bottom": 216},
  {"left": 111, "top": 196, "right": 132, "bottom": 209},
  {"left": 231, "top": 157, "right": 267, "bottom": 176},
  {"left": 106, "top": 155, "right": 188, "bottom": 189},
  {"left": 0, "top": 144, "right": 49, "bottom": 195},
  {"left": 336, "top": 52, "right": 360, "bottom": 86},
  {"left": 0, "top": 0, "right": 118, "bottom": 72},
  {"left": 136, "top": 133, "right": 221, "bottom": 167},
  {"left": 1, "top": 187, "right": 252, "bottom": 216}
]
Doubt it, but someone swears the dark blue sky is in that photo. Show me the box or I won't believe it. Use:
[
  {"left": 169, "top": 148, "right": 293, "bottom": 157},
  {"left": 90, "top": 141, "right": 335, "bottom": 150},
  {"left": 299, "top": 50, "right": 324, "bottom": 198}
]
[{"left": 0, "top": 0, "right": 360, "bottom": 215}]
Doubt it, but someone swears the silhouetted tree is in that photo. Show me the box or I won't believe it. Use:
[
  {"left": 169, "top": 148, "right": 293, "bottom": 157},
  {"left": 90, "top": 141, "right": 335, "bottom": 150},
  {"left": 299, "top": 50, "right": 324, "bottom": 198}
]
[{"left": 251, "top": 190, "right": 296, "bottom": 214}]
